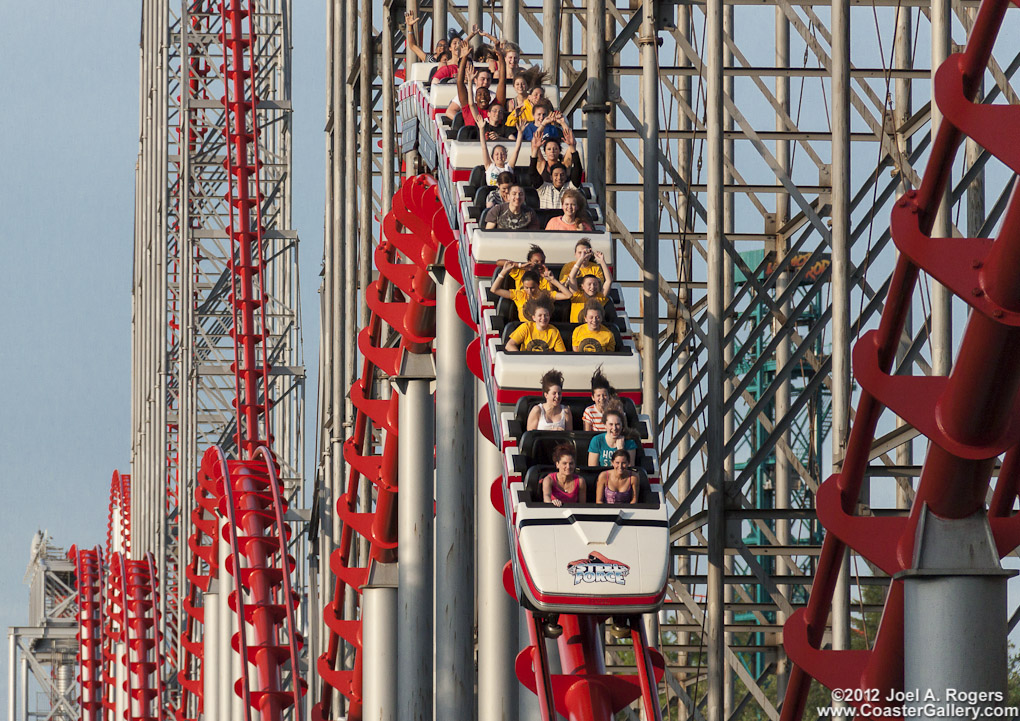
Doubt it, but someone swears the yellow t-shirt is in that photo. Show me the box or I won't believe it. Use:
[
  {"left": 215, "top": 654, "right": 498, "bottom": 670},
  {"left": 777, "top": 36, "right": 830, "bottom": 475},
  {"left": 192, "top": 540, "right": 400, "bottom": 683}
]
[
  {"left": 508, "top": 288, "right": 530, "bottom": 321},
  {"left": 572, "top": 324, "right": 616, "bottom": 352},
  {"left": 508, "top": 322, "right": 566, "bottom": 352},
  {"left": 508, "top": 267, "right": 552, "bottom": 292},
  {"left": 569, "top": 291, "right": 609, "bottom": 323},
  {"left": 559, "top": 260, "right": 606, "bottom": 284},
  {"left": 507, "top": 98, "right": 534, "bottom": 128}
]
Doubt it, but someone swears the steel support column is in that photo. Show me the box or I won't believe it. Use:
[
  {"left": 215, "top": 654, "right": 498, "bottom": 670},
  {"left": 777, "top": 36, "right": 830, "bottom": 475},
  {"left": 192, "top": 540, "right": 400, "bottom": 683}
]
[
  {"left": 469, "top": 0, "right": 483, "bottom": 47},
  {"left": 435, "top": 272, "right": 475, "bottom": 721},
  {"left": 965, "top": 75, "right": 985, "bottom": 238},
  {"left": 502, "top": 0, "right": 519, "bottom": 45},
  {"left": 830, "top": 0, "right": 852, "bottom": 669},
  {"left": 359, "top": 0, "right": 374, "bottom": 329},
  {"left": 362, "top": 562, "right": 398, "bottom": 721},
  {"left": 476, "top": 379, "right": 519, "bottom": 721},
  {"left": 773, "top": 1, "right": 792, "bottom": 697},
  {"left": 706, "top": 0, "right": 726, "bottom": 715},
  {"left": 382, "top": 3, "right": 396, "bottom": 213},
  {"left": 217, "top": 530, "right": 238, "bottom": 721},
  {"left": 543, "top": 0, "right": 560, "bottom": 85},
  {"left": 202, "top": 591, "right": 221, "bottom": 721},
  {"left": 7, "top": 632, "right": 15, "bottom": 721},
  {"left": 434, "top": 0, "right": 448, "bottom": 49},
  {"left": 343, "top": 0, "right": 359, "bottom": 590},
  {"left": 395, "top": 373, "right": 435, "bottom": 721},
  {"left": 330, "top": 0, "right": 347, "bottom": 548},
  {"left": 585, "top": 0, "right": 607, "bottom": 204},
  {"left": 321, "top": 10, "right": 339, "bottom": 688},
  {"left": 17, "top": 658, "right": 26, "bottom": 721},
  {"left": 894, "top": 3, "right": 914, "bottom": 511},
  {"left": 902, "top": 510, "right": 1011, "bottom": 718},
  {"left": 641, "top": 0, "right": 660, "bottom": 442},
  {"left": 930, "top": 0, "right": 953, "bottom": 377}
]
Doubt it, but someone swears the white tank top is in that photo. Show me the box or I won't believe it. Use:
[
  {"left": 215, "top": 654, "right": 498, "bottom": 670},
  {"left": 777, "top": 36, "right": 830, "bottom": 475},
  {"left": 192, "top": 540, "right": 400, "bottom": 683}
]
[{"left": 536, "top": 403, "right": 567, "bottom": 431}]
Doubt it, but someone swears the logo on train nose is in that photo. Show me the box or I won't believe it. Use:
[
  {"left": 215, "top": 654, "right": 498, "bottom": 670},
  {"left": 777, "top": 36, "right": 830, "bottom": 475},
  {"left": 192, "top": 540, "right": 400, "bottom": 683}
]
[{"left": 567, "top": 552, "right": 630, "bottom": 585}]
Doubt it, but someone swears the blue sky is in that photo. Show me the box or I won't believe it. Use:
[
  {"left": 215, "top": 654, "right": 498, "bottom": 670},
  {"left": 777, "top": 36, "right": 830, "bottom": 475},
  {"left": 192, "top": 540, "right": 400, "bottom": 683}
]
[{"left": 0, "top": 2, "right": 325, "bottom": 709}]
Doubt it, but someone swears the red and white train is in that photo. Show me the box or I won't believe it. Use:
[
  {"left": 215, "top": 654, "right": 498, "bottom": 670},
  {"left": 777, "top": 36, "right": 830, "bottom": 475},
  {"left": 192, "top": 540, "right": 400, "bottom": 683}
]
[{"left": 399, "top": 61, "right": 669, "bottom": 615}]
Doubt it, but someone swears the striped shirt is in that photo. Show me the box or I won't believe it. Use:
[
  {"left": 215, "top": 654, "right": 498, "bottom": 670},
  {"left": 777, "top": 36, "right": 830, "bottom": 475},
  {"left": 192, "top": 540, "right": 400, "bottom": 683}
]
[{"left": 583, "top": 405, "right": 605, "bottom": 432}]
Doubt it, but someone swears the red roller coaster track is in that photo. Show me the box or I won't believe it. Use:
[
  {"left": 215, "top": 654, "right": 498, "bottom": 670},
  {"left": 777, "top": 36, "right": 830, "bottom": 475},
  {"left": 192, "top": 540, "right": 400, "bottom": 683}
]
[
  {"left": 76, "top": 3, "right": 306, "bottom": 721},
  {"left": 315, "top": 175, "right": 442, "bottom": 721},
  {"left": 69, "top": 546, "right": 103, "bottom": 721},
  {"left": 314, "top": 165, "right": 667, "bottom": 719},
  {"left": 782, "top": 0, "right": 1020, "bottom": 717},
  {"left": 171, "top": 2, "right": 308, "bottom": 720}
]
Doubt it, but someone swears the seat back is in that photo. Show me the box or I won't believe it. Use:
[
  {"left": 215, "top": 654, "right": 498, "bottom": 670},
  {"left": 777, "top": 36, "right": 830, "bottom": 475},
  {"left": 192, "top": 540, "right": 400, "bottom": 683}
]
[{"left": 519, "top": 429, "right": 599, "bottom": 467}]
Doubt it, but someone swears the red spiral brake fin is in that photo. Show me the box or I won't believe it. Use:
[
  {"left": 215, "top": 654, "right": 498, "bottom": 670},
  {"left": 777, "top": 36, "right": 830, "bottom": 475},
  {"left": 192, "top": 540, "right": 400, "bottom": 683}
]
[
  {"left": 781, "top": 2, "right": 1020, "bottom": 717},
  {"left": 455, "top": 286, "right": 474, "bottom": 327},
  {"left": 935, "top": 54, "right": 1020, "bottom": 176},
  {"left": 477, "top": 403, "right": 495, "bottom": 444},
  {"left": 70, "top": 546, "right": 104, "bottom": 721},
  {"left": 317, "top": 175, "right": 444, "bottom": 720},
  {"left": 466, "top": 337, "right": 484, "bottom": 380},
  {"left": 491, "top": 478, "right": 506, "bottom": 517}
]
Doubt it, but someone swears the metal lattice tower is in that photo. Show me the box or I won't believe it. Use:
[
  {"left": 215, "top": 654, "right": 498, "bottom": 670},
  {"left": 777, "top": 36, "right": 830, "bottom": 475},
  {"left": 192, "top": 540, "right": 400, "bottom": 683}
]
[
  {"left": 131, "top": 0, "right": 304, "bottom": 708},
  {"left": 6, "top": 533, "right": 79, "bottom": 721}
]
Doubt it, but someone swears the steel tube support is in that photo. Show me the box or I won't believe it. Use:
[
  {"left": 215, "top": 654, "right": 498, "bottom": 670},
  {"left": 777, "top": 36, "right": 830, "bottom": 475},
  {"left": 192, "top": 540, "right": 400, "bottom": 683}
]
[
  {"left": 543, "top": 0, "right": 560, "bottom": 85},
  {"left": 893, "top": 3, "right": 914, "bottom": 511},
  {"left": 358, "top": 0, "right": 374, "bottom": 330},
  {"left": 202, "top": 591, "right": 221, "bottom": 720},
  {"left": 901, "top": 510, "right": 1011, "bottom": 719},
  {"left": 362, "top": 562, "right": 398, "bottom": 721},
  {"left": 585, "top": 0, "right": 607, "bottom": 204},
  {"left": 435, "top": 273, "right": 475, "bottom": 721},
  {"left": 217, "top": 531, "right": 233, "bottom": 721},
  {"left": 433, "top": 0, "right": 447, "bottom": 49},
  {"left": 331, "top": 0, "right": 347, "bottom": 550},
  {"left": 557, "top": 615, "right": 612, "bottom": 721},
  {"left": 640, "top": 0, "right": 659, "bottom": 442},
  {"left": 343, "top": 0, "right": 359, "bottom": 609},
  {"left": 830, "top": 0, "right": 852, "bottom": 674},
  {"left": 476, "top": 379, "right": 519, "bottom": 721},
  {"left": 965, "top": 75, "right": 985, "bottom": 238},
  {"left": 519, "top": 607, "right": 542, "bottom": 718},
  {"left": 7, "top": 632, "right": 15, "bottom": 721},
  {"left": 469, "top": 0, "right": 483, "bottom": 48},
  {"left": 396, "top": 374, "right": 435, "bottom": 721},
  {"left": 706, "top": 0, "right": 726, "bottom": 715},
  {"left": 502, "top": 0, "right": 519, "bottom": 45},
  {"left": 930, "top": 0, "right": 953, "bottom": 377},
  {"left": 17, "top": 658, "right": 26, "bottom": 721},
  {"left": 774, "top": 2, "right": 792, "bottom": 696},
  {"left": 381, "top": 3, "right": 395, "bottom": 214}
]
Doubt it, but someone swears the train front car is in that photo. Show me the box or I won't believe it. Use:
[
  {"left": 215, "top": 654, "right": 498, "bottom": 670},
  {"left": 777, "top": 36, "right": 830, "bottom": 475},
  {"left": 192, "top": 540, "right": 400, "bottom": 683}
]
[{"left": 400, "top": 62, "right": 669, "bottom": 616}]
